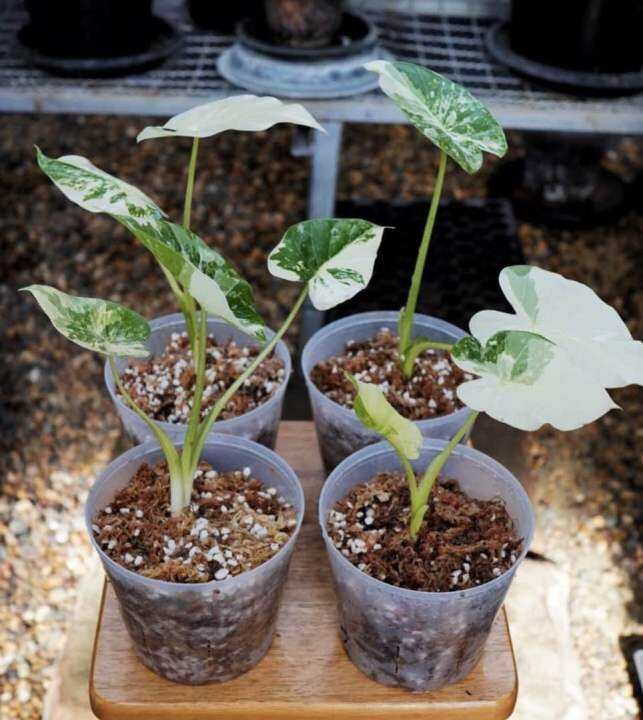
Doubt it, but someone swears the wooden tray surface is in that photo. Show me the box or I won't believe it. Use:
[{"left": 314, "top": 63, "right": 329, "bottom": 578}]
[{"left": 90, "top": 422, "right": 517, "bottom": 720}]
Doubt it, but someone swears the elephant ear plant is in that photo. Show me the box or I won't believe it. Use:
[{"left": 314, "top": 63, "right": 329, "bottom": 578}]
[
  {"left": 305, "top": 61, "right": 507, "bottom": 473},
  {"left": 322, "top": 264, "right": 643, "bottom": 693},
  {"left": 24, "top": 215, "right": 386, "bottom": 517},
  {"left": 365, "top": 60, "right": 508, "bottom": 376}
]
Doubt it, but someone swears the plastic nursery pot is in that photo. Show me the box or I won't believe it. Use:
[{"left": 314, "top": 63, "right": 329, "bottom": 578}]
[
  {"left": 264, "top": 0, "right": 344, "bottom": 47},
  {"left": 301, "top": 311, "right": 472, "bottom": 472},
  {"left": 319, "top": 439, "right": 534, "bottom": 692},
  {"left": 85, "top": 434, "right": 305, "bottom": 685},
  {"left": 23, "top": 0, "right": 156, "bottom": 58},
  {"left": 105, "top": 313, "right": 292, "bottom": 449}
]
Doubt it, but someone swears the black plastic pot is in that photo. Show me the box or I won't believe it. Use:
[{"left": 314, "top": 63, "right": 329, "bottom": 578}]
[
  {"left": 187, "top": 0, "right": 262, "bottom": 33},
  {"left": 264, "top": 0, "right": 344, "bottom": 47},
  {"left": 23, "top": 0, "right": 158, "bottom": 59},
  {"left": 510, "top": 0, "right": 643, "bottom": 73}
]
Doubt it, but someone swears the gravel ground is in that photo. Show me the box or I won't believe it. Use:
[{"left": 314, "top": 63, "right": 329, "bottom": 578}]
[{"left": 0, "top": 114, "right": 641, "bottom": 719}]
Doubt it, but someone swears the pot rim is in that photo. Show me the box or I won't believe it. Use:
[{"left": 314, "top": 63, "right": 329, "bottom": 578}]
[
  {"left": 85, "top": 433, "right": 305, "bottom": 591},
  {"left": 104, "top": 312, "right": 292, "bottom": 433},
  {"left": 301, "top": 310, "right": 472, "bottom": 428},
  {"left": 319, "top": 437, "right": 535, "bottom": 599}
]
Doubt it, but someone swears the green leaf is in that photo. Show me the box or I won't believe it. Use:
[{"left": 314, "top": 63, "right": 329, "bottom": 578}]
[
  {"left": 348, "top": 374, "right": 422, "bottom": 459},
  {"left": 364, "top": 61, "right": 507, "bottom": 174},
  {"left": 22, "top": 285, "right": 150, "bottom": 357},
  {"left": 36, "top": 148, "right": 164, "bottom": 221},
  {"left": 267, "top": 218, "right": 386, "bottom": 310},
  {"left": 120, "top": 219, "right": 265, "bottom": 341}
]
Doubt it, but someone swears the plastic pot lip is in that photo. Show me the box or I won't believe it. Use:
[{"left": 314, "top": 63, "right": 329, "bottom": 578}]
[
  {"left": 319, "top": 437, "right": 535, "bottom": 600},
  {"left": 104, "top": 312, "right": 292, "bottom": 433},
  {"left": 300, "top": 310, "right": 472, "bottom": 428},
  {"left": 85, "top": 433, "right": 305, "bottom": 592}
]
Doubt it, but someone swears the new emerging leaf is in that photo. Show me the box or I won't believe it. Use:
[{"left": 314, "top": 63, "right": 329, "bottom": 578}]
[
  {"left": 364, "top": 61, "right": 507, "bottom": 174},
  {"left": 22, "top": 285, "right": 150, "bottom": 357},
  {"left": 267, "top": 218, "right": 386, "bottom": 310},
  {"left": 348, "top": 374, "right": 422, "bottom": 459},
  {"left": 137, "top": 94, "right": 324, "bottom": 141}
]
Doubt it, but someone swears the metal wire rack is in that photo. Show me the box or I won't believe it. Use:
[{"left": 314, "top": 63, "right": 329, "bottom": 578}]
[{"left": 1, "top": 0, "right": 642, "bottom": 133}]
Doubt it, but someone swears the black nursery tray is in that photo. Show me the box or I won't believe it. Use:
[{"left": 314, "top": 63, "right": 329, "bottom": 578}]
[{"left": 327, "top": 198, "right": 524, "bottom": 330}]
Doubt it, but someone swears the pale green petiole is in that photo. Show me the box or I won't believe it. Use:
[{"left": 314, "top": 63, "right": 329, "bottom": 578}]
[
  {"left": 408, "top": 410, "right": 479, "bottom": 538},
  {"left": 398, "top": 149, "right": 448, "bottom": 378},
  {"left": 401, "top": 337, "right": 454, "bottom": 377},
  {"left": 183, "top": 137, "right": 200, "bottom": 230}
]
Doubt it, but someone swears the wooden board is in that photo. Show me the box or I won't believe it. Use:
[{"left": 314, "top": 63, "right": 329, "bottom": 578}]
[{"left": 90, "top": 422, "right": 518, "bottom": 720}]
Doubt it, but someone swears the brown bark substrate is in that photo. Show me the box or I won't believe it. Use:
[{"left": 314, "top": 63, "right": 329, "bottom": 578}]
[
  {"left": 93, "top": 460, "right": 297, "bottom": 583},
  {"left": 121, "top": 332, "right": 284, "bottom": 423},
  {"left": 311, "top": 329, "right": 471, "bottom": 421},
  {"left": 328, "top": 472, "right": 522, "bottom": 592}
]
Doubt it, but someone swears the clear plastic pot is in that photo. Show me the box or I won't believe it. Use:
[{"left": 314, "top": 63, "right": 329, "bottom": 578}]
[
  {"left": 105, "top": 313, "right": 291, "bottom": 449},
  {"left": 301, "top": 311, "right": 472, "bottom": 472},
  {"left": 85, "top": 434, "right": 304, "bottom": 685},
  {"left": 319, "top": 439, "right": 534, "bottom": 692}
]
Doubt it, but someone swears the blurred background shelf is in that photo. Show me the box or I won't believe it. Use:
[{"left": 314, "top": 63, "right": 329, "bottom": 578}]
[{"left": 1, "top": 0, "right": 643, "bottom": 134}]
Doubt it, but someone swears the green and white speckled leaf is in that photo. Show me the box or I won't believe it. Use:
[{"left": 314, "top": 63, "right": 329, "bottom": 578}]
[
  {"left": 121, "top": 219, "right": 265, "bottom": 340},
  {"left": 267, "top": 218, "right": 385, "bottom": 311},
  {"left": 470, "top": 265, "right": 643, "bottom": 388},
  {"left": 364, "top": 61, "right": 507, "bottom": 174},
  {"left": 452, "top": 330, "right": 617, "bottom": 431},
  {"left": 22, "top": 285, "right": 150, "bottom": 357},
  {"left": 36, "top": 148, "right": 164, "bottom": 221},
  {"left": 137, "top": 94, "right": 324, "bottom": 141},
  {"left": 348, "top": 374, "right": 422, "bottom": 459}
]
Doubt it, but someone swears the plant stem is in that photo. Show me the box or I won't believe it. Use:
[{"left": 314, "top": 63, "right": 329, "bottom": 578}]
[
  {"left": 409, "top": 410, "right": 479, "bottom": 538},
  {"left": 183, "top": 137, "right": 200, "bottom": 230},
  {"left": 398, "top": 150, "right": 448, "bottom": 372},
  {"left": 181, "top": 306, "right": 208, "bottom": 484},
  {"left": 401, "top": 338, "right": 454, "bottom": 377},
  {"left": 109, "top": 355, "right": 185, "bottom": 513},
  {"left": 189, "top": 287, "right": 308, "bottom": 477}
]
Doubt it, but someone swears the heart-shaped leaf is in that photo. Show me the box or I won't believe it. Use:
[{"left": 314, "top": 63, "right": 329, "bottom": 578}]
[
  {"left": 36, "top": 148, "right": 164, "bottom": 221},
  {"left": 137, "top": 94, "right": 324, "bottom": 142},
  {"left": 22, "top": 285, "right": 150, "bottom": 357},
  {"left": 364, "top": 61, "right": 507, "bottom": 174},
  {"left": 267, "top": 218, "right": 386, "bottom": 310},
  {"left": 452, "top": 330, "right": 617, "bottom": 431},
  {"left": 470, "top": 265, "right": 643, "bottom": 389},
  {"left": 120, "top": 219, "right": 265, "bottom": 340},
  {"left": 348, "top": 374, "right": 422, "bottom": 459}
]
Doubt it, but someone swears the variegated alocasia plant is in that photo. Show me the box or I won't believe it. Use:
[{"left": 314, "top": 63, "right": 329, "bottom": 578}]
[
  {"left": 23, "top": 217, "right": 384, "bottom": 515},
  {"left": 36, "top": 95, "right": 323, "bottom": 352},
  {"left": 349, "top": 265, "right": 643, "bottom": 538},
  {"left": 364, "top": 60, "right": 507, "bottom": 377}
]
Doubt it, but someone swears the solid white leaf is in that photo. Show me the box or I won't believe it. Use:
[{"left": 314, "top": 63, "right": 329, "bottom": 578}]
[
  {"left": 137, "top": 94, "right": 324, "bottom": 141},
  {"left": 456, "top": 347, "right": 618, "bottom": 431},
  {"left": 470, "top": 265, "right": 643, "bottom": 388}
]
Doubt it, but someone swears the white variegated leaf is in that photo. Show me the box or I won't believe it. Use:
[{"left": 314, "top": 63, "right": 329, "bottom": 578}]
[
  {"left": 120, "top": 219, "right": 265, "bottom": 340},
  {"left": 267, "top": 218, "right": 385, "bottom": 311},
  {"left": 364, "top": 60, "right": 507, "bottom": 174},
  {"left": 470, "top": 265, "right": 643, "bottom": 388},
  {"left": 137, "top": 94, "right": 324, "bottom": 141},
  {"left": 349, "top": 375, "right": 422, "bottom": 459},
  {"left": 36, "top": 148, "right": 164, "bottom": 221},
  {"left": 22, "top": 285, "right": 150, "bottom": 358},
  {"left": 452, "top": 330, "right": 617, "bottom": 431}
]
